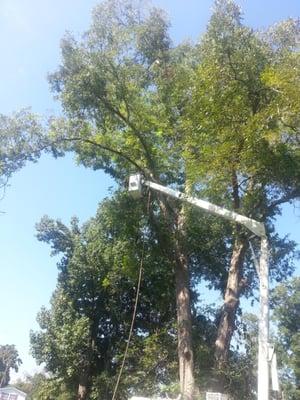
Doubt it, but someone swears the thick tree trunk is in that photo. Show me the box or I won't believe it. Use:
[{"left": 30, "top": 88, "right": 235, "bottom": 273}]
[
  {"left": 156, "top": 196, "right": 196, "bottom": 398},
  {"left": 174, "top": 212, "right": 195, "bottom": 400},
  {"left": 77, "top": 373, "right": 89, "bottom": 400},
  {"left": 175, "top": 253, "right": 195, "bottom": 399},
  {"left": 215, "top": 238, "right": 247, "bottom": 369}
]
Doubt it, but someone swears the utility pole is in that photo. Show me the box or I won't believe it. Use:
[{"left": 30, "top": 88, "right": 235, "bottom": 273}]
[{"left": 128, "top": 174, "right": 271, "bottom": 400}]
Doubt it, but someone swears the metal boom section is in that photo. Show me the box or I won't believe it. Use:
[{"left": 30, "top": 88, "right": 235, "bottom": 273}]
[{"left": 128, "top": 174, "right": 272, "bottom": 400}]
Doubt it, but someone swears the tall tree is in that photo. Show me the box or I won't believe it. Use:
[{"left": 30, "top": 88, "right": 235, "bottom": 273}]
[
  {"left": 181, "top": 0, "right": 300, "bottom": 369},
  {"left": 31, "top": 193, "right": 179, "bottom": 399},
  {"left": 46, "top": 0, "right": 299, "bottom": 395},
  {"left": 0, "top": 345, "right": 22, "bottom": 387},
  {"left": 47, "top": 1, "right": 199, "bottom": 397},
  {"left": 32, "top": 191, "right": 229, "bottom": 398}
]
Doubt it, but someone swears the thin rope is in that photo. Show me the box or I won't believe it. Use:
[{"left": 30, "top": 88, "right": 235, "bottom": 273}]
[{"left": 111, "top": 190, "right": 151, "bottom": 400}]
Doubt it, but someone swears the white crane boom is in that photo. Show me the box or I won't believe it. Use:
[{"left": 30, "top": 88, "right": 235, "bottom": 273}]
[{"left": 128, "top": 173, "right": 271, "bottom": 400}]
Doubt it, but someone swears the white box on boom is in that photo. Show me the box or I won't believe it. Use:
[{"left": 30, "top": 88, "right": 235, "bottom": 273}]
[{"left": 128, "top": 174, "right": 143, "bottom": 198}]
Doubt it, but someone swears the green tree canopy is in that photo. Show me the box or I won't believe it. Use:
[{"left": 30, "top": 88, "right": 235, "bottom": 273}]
[
  {"left": 0, "top": 345, "right": 22, "bottom": 387},
  {"left": 272, "top": 277, "right": 300, "bottom": 399},
  {"left": 32, "top": 191, "right": 235, "bottom": 398},
  {"left": 42, "top": 0, "right": 299, "bottom": 394},
  {"left": 15, "top": 373, "right": 74, "bottom": 400},
  {"left": 179, "top": 0, "right": 300, "bottom": 367},
  {"left": 31, "top": 193, "right": 178, "bottom": 399},
  {"left": 0, "top": 110, "right": 48, "bottom": 189}
]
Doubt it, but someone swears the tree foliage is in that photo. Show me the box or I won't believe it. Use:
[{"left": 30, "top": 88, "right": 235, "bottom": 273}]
[
  {"left": 48, "top": 0, "right": 300, "bottom": 312},
  {"left": 46, "top": 2, "right": 228, "bottom": 396},
  {"left": 0, "top": 345, "right": 22, "bottom": 387},
  {"left": 179, "top": 0, "right": 300, "bottom": 368},
  {"left": 31, "top": 191, "right": 234, "bottom": 398},
  {"left": 272, "top": 277, "right": 300, "bottom": 399},
  {"left": 0, "top": 110, "right": 47, "bottom": 190},
  {"left": 29, "top": 0, "right": 300, "bottom": 396},
  {"left": 31, "top": 193, "right": 178, "bottom": 398},
  {"left": 184, "top": 3, "right": 300, "bottom": 205},
  {"left": 15, "top": 373, "right": 75, "bottom": 400}
]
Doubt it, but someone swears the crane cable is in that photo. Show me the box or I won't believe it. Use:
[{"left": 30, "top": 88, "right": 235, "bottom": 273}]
[{"left": 111, "top": 190, "right": 151, "bottom": 400}]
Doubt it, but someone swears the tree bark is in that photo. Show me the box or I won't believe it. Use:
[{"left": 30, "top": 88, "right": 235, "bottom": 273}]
[
  {"left": 215, "top": 238, "right": 248, "bottom": 369},
  {"left": 77, "top": 338, "right": 94, "bottom": 400},
  {"left": 174, "top": 211, "right": 195, "bottom": 400},
  {"left": 77, "top": 373, "right": 89, "bottom": 400},
  {"left": 155, "top": 194, "right": 196, "bottom": 398}
]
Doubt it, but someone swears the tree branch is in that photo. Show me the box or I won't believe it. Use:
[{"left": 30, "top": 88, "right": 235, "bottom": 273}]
[
  {"left": 226, "top": 49, "right": 248, "bottom": 87},
  {"left": 98, "top": 59, "right": 156, "bottom": 172},
  {"left": 266, "top": 188, "right": 300, "bottom": 215},
  {"left": 231, "top": 170, "right": 240, "bottom": 210},
  {"left": 55, "top": 136, "right": 148, "bottom": 175},
  {"left": 102, "top": 99, "right": 156, "bottom": 172}
]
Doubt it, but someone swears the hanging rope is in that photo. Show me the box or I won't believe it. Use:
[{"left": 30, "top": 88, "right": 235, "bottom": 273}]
[{"left": 111, "top": 190, "right": 151, "bottom": 400}]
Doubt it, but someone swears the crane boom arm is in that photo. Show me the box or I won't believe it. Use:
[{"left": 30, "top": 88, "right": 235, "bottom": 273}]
[{"left": 128, "top": 174, "right": 265, "bottom": 238}]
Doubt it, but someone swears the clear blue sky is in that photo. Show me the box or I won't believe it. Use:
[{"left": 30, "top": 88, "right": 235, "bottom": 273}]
[{"left": 0, "top": 0, "right": 299, "bottom": 379}]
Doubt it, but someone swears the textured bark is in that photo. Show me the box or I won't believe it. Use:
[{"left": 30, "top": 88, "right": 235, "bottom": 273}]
[
  {"left": 215, "top": 238, "right": 248, "bottom": 368},
  {"left": 77, "top": 375, "right": 89, "bottom": 400},
  {"left": 214, "top": 169, "right": 247, "bottom": 369},
  {"left": 174, "top": 212, "right": 195, "bottom": 400},
  {"left": 155, "top": 195, "right": 196, "bottom": 398},
  {"left": 77, "top": 340, "right": 93, "bottom": 400}
]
